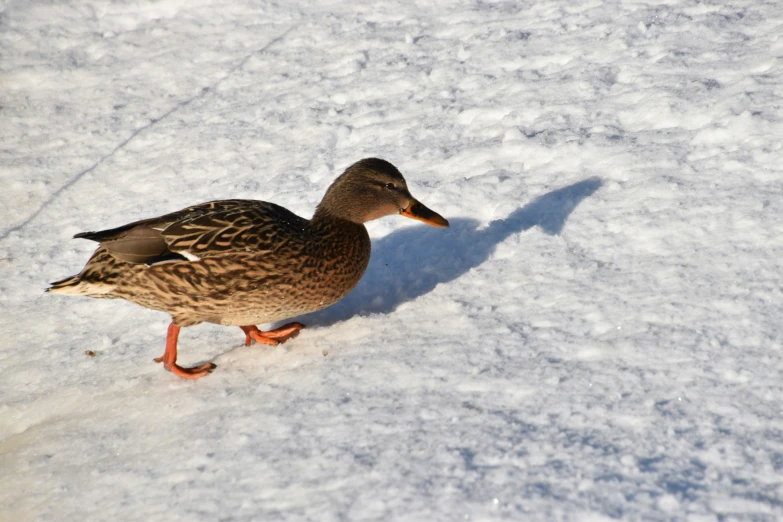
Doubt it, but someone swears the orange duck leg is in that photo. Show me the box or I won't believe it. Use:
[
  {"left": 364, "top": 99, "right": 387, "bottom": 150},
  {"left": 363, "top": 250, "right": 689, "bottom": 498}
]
[
  {"left": 153, "top": 323, "right": 216, "bottom": 379},
  {"left": 240, "top": 323, "right": 305, "bottom": 346}
]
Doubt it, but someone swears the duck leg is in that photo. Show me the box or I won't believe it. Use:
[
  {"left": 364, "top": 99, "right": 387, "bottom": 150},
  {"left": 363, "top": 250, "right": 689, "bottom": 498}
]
[
  {"left": 153, "top": 323, "right": 216, "bottom": 379},
  {"left": 240, "top": 323, "right": 305, "bottom": 347}
]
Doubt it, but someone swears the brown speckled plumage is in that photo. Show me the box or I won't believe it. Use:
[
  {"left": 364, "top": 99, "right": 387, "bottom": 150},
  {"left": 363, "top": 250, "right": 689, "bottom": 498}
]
[
  {"left": 48, "top": 158, "right": 449, "bottom": 379},
  {"left": 66, "top": 202, "right": 371, "bottom": 327}
]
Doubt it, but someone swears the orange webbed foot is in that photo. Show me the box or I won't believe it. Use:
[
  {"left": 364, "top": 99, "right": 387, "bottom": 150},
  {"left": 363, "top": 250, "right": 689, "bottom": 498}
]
[
  {"left": 240, "top": 322, "right": 305, "bottom": 347},
  {"left": 162, "top": 361, "right": 216, "bottom": 379},
  {"left": 154, "top": 355, "right": 215, "bottom": 372}
]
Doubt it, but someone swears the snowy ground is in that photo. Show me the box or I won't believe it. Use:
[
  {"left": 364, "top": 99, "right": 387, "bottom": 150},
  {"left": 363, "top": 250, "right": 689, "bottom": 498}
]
[{"left": 2, "top": 0, "right": 782, "bottom": 520}]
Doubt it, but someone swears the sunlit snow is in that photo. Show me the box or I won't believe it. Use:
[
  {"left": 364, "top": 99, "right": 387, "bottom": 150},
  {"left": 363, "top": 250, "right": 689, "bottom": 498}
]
[{"left": 2, "top": 0, "right": 782, "bottom": 520}]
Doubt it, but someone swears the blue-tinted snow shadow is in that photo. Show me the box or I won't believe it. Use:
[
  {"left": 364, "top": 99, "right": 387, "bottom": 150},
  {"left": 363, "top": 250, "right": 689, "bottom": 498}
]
[{"left": 297, "top": 177, "right": 602, "bottom": 327}]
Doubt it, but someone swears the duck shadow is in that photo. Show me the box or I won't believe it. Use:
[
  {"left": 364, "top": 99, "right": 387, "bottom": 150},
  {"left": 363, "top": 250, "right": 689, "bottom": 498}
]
[{"left": 296, "top": 177, "right": 603, "bottom": 327}]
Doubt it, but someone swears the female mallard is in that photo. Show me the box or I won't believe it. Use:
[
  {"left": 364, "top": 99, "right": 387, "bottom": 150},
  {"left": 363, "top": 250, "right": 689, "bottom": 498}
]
[{"left": 48, "top": 158, "right": 449, "bottom": 379}]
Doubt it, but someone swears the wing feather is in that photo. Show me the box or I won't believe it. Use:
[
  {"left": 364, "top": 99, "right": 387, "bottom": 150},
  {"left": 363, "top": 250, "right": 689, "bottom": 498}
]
[{"left": 76, "top": 199, "right": 308, "bottom": 264}]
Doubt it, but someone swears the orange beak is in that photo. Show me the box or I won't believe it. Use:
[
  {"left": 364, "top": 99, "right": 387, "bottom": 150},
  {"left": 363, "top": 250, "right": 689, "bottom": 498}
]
[{"left": 400, "top": 199, "right": 450, "bottom": 228}]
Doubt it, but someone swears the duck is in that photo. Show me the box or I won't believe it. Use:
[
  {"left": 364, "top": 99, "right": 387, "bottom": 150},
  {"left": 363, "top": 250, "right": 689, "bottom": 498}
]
[{"left": 47, "top": 158, "right": 449, "bottom": 379}]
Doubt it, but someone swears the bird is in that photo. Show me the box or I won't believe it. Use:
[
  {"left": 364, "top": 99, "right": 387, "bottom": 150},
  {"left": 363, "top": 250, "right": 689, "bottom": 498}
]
[{"left": 47, "top": 158, "right": 449, "bottom": 379}]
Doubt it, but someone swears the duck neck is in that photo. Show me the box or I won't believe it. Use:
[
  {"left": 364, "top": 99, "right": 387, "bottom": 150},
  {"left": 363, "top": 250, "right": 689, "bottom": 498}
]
[
  {"left": 310, "top": 208, "right": 369, "bottom": 241},
  {"left": 313, "top": 196, "right": 366, "bottom": 224},
  {"left": 308, "top": 208, "right": 372, "bottom": 284}
]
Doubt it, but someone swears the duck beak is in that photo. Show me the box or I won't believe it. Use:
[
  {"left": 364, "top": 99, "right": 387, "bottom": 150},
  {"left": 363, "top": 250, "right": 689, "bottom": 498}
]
[{"left": 400, "top": 199, "right": 450, "bottom": 228}]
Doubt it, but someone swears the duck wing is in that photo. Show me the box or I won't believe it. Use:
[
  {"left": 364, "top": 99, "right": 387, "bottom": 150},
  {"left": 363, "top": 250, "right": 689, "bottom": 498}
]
[{"left": 75, "top": 199, "right": 308, "bottom": 264}]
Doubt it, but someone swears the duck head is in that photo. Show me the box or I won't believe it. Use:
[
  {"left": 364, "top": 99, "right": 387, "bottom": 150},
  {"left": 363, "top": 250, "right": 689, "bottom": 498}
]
[{"left": 314, "top": 158, "right": 449, "bottom": 228}]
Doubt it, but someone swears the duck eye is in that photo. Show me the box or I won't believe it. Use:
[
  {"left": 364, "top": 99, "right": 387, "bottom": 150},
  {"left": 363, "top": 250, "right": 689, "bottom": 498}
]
[{"left": 384, "top": 183, "right": 395, "bottom": 190}]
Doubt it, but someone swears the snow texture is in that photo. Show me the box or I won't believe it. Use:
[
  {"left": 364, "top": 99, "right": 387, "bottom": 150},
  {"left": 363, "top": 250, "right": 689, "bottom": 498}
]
[{"left": 2, "top": 0, "right": 782, "bottom": 520}]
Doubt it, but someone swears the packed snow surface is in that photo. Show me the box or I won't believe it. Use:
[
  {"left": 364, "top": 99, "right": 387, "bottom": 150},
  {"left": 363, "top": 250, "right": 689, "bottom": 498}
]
[{"left": 1, "top": 0, "right": 782, "bottom": 520}]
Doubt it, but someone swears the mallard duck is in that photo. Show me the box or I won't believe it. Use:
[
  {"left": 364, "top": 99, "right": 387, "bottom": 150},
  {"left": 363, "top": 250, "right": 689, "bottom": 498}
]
[{"left": 48, "top": 158, "right": 449, "bottom": 379}]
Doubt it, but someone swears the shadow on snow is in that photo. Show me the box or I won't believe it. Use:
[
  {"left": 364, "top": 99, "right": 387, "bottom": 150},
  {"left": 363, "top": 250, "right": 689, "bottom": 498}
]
[{"left": 297, "top": 177, "right": 603, "bottom": 328}]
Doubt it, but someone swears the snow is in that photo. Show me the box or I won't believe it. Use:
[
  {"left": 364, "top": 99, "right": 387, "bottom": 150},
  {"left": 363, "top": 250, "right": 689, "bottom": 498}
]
[{"left": 2, "top": 0, "right": 782, "bottom": 520}]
